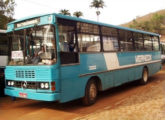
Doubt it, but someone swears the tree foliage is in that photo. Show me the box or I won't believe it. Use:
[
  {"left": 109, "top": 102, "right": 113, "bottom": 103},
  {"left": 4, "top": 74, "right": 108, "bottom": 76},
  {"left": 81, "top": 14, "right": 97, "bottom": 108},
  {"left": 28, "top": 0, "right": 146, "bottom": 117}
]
[
  {"left": 0, "top": 0, "right": 16, "bottom": 29},
  {"left": 90, "top": 0, "right": 105, "bottom": 21},
  {"left": 129, "top": 13, "right": 165, "bottom": 34},
  {"left": 73, "top": 11, "right": 83, "bottom": 18},
  {"left": 90, "top": 0, "right": 105, "bottom": 9},
  {"left": 59, "top": 9, "right": 71, "bottom": 16}
]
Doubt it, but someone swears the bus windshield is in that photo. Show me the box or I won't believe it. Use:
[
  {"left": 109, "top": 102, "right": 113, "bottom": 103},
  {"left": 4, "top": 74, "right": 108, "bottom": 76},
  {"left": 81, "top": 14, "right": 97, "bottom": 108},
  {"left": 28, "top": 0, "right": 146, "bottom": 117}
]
[{"left": 8, "top": 25, "right": 56, "bottom": 65}]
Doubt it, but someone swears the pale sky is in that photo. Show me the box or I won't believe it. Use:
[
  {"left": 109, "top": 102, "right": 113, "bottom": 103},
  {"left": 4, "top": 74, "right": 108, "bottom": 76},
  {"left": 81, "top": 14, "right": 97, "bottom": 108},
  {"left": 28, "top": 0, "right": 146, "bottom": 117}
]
[{"left": 14, "top": 0, "right": 165, "bottom": 25}]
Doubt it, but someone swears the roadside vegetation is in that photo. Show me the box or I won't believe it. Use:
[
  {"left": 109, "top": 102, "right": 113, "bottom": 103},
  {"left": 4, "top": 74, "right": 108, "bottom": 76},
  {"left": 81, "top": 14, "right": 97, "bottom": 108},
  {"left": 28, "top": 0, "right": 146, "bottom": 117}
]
[
  {"left": 0, "top": 0, "right": 16, "bottom": 29},
  {"left": 122, "top": 10, "right": 165, "bottom": 36}
]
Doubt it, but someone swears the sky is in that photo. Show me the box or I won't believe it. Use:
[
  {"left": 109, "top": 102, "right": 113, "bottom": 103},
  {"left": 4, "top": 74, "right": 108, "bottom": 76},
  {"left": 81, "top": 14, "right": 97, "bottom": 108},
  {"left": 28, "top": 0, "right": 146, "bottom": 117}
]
[{"left": 14, "top": 0, "right": 165, "bottom": 25}]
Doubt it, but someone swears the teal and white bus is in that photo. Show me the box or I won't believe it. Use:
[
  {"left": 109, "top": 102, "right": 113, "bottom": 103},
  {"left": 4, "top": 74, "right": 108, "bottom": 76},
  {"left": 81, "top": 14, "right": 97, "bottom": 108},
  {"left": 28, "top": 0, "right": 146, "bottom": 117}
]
[{"left": 5, "top": 13, "right": 161, "bottom": 105}]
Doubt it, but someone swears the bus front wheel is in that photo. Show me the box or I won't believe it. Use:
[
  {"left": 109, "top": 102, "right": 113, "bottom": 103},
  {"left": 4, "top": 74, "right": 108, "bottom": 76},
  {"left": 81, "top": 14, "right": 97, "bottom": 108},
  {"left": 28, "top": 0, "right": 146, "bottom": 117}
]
[
  {"left": 140, "top": 67, "right": 148, "bottom": 85},
  {"left": 82, "top": 79, "right": 98, "bottom": 106}
]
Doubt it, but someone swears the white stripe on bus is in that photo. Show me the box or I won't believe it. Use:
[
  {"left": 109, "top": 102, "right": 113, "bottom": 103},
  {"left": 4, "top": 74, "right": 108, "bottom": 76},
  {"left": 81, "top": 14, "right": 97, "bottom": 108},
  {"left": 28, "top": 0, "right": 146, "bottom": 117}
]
[
  {"left": 103, "top": 53, "right": 119, "bottom": 70},
  {"left": 79, "top": 60, "right": 161, "bottom": 77}
]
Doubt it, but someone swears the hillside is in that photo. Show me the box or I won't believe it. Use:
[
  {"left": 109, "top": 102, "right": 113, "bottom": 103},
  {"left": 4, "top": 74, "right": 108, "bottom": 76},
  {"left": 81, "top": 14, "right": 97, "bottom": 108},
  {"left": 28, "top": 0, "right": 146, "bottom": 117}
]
[
  {"left": 122, "top": 9, "right": 165, "bottom": 41},
  {"left": 122, "top": 9, "right": 165, "bottom": 27}
]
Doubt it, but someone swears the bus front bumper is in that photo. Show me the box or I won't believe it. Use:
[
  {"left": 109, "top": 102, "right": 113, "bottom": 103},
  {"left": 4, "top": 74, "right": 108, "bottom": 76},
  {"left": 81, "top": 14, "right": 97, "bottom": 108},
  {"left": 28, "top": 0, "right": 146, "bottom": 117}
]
[{"left": 5, "top": 88, "right": 60, "bottom": 101}]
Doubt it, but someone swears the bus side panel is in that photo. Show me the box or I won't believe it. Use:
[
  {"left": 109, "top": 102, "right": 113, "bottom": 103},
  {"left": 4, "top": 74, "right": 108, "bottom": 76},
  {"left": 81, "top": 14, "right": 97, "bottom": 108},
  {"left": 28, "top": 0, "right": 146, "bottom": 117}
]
[
  {"left": 79, "top": 53, "right": 107, "bottom": 75},
  {"left": 59, "top": 53, "right": 109, "bottom": 103},
  {"left": 98, "top": 67, "right": 135, "bottom": 90},
  {"left": 149, "top": 51, "right": 161, "bottom": 76},
  {"left": 113, "top": 69, "right": 129, "bottom": 86},
  {"left": 97, "top": 72, "right": 114, "bottom": 90},
  {"left": 115, "top": 52, "right": 136, "bottom": 85},
  {"left": 147, "top": 62, "right": 161, "bottom": 77},
  {"left": 80, "top": 53, "right": 110, "bottom": 89},
  {"left": 60, "top": 65, "right": 79, "bottom": 102},
  {"left": 60, "top": 65, "right": 91, "bottom": 103},
  {"left": 135, "top": 66, "right": 143, "bottom": 80}
]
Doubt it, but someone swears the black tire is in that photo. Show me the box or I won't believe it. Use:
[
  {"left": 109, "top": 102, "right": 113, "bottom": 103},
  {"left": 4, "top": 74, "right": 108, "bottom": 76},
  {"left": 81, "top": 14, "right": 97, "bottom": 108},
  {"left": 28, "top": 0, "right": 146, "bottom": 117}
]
[
  {"left": 140, "top": 67, "right": 148, "bottom": 85},
  {"left": 82, "top": 79, "right": 98, "bottom": 106}
]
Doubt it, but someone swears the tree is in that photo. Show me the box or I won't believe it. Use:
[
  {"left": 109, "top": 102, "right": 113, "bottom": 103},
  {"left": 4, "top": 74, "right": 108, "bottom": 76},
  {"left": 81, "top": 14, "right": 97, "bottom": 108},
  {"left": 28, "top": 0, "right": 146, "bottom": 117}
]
[
  {"left": 141, "top": 21, "right": 152, "bottom": 31},
  {"left": 90, "top": 0, "right": 105, "bottom": 21},
  {"left": 0, "top": 0, "right": 16, "bottom": 29},
  {"left": 73, "top": 11, "right": 83, "bottom": 18},
  {"left": 59, "top": 9, "right": 71, "bottom": 16},
  {"left": 151, "top": 13, "right": 164, "bottom": 34},
  {"left": 129, "top": 19, "right": 138, "bottom": 29},
  {"left": 129, "top": 13, "right": 165, "bottom": 34}
]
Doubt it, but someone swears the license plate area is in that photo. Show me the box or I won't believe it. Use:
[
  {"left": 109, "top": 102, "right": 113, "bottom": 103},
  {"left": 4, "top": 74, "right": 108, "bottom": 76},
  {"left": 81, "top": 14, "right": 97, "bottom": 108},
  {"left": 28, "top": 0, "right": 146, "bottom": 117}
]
[{"left": 19, "top": 93, "right": 27, "bottom": 98}]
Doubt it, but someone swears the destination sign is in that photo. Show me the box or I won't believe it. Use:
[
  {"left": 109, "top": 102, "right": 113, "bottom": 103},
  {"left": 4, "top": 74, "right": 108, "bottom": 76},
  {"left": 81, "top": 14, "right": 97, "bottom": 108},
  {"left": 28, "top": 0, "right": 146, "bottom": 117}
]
[
  {"left": 12, "top": 51, "right": 23, "bottom": 59},
  {"left": 15, "top": 18, "right": 40, "bottom": 28}
]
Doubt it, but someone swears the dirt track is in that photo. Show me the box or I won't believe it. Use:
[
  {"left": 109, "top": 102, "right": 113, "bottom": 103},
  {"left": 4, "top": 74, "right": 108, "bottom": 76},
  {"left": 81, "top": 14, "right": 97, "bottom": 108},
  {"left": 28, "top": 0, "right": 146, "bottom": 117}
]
[{"left": 1, "top": 66, "right": 165, "bottom": 120}]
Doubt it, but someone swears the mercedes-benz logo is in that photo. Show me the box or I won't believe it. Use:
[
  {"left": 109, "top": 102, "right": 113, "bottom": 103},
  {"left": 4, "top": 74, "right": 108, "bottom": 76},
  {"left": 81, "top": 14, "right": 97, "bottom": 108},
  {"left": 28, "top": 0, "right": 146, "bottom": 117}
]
[{"left": 22, "top": 81, "right": 28, "bottom": 89}]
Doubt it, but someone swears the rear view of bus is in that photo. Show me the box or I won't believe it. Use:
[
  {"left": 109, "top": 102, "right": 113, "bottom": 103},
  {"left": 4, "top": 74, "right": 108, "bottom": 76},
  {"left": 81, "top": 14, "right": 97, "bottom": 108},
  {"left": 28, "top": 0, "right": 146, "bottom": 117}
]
[{"left": 5, "top": 15, "right": 60, "bottom": 101}]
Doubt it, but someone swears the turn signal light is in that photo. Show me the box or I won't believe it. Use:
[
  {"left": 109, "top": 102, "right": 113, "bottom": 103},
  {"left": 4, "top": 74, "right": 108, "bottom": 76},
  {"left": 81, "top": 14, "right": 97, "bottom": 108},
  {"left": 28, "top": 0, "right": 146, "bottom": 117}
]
[{"left": 51, "top": 82, "right": 56, "bottom": 91}]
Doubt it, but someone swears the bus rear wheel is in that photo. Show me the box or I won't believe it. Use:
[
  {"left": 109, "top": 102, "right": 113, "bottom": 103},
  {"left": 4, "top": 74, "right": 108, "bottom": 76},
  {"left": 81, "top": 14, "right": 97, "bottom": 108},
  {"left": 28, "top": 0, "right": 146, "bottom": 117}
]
[
  {"left": 140, "top": 67, "right": 148, "bottom": 85},
  {"left": 82, "top": 79, "right": 98, "bottom": 106}
]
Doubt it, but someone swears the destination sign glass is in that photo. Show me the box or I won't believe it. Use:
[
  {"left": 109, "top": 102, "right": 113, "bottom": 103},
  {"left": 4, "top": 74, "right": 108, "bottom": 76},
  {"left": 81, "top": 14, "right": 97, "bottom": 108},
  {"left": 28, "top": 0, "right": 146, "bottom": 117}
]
[{"left": 15, "top": 18, "right": 40, "bottom": 28}]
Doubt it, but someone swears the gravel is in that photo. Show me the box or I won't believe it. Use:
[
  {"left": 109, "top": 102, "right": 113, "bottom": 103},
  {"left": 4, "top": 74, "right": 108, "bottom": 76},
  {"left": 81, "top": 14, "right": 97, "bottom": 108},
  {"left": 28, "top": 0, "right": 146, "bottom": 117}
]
[{"left": 74, "top": 80, "right": 165, "bottom": 120}]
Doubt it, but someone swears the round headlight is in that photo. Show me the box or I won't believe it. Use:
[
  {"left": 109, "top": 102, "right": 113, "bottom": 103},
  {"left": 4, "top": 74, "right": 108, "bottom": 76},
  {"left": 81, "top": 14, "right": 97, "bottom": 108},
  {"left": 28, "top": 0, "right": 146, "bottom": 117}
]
[
  {"left": 8, "top": 81, "right": 11, "bottom": 86},
  {"left": 45, "top": 83, "right": 49, "bottom": 89},
  {"left": 41, "top": 83, "right": 45, "bottom": 88},
  {"left": 11, "top": 81, "right": 14, "bottom": 86}
]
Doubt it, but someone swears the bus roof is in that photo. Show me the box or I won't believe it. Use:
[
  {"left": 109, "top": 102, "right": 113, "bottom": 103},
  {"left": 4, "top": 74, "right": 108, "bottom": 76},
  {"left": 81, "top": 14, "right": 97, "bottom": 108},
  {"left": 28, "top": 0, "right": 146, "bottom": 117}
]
[
  {"left": 8, "top": 13, "right": 160, "bottom": 37},
  {"left": 0, "top": 29, "right": 6, "bottom": 33}
]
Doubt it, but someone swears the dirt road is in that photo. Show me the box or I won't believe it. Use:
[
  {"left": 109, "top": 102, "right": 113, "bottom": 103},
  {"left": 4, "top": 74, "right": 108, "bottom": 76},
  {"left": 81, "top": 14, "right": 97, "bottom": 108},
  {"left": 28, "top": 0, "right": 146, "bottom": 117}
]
[{"left": 1, "top": 67, "right": 165, "bottom": 120}]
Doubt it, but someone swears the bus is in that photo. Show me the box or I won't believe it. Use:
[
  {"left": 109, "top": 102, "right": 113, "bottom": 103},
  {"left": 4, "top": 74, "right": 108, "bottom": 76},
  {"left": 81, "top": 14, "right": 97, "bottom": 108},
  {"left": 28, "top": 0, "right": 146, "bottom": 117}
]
[
  {"left": 0, "top": 29, "right": 8, "bottom": 96},
  {"left": 5, "top": 13, "right": 161, "bottom": 105}
]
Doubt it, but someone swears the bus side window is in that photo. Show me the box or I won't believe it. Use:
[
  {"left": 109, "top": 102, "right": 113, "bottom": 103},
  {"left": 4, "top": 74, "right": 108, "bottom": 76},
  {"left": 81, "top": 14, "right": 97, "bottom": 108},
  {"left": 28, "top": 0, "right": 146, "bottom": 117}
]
[
  {"left": 119, "top": 30, "right": 134, "bottom": 51},
  {"left": 59, "top": 34, "right": 69, "bottom": 52},
  {"left": 101, "top": 26, "right": 119, "bottom": 51},
  {"left": 77, "top": 22, "right": 100, "bottom": 52},
  {"left": 58, "top": 18, "right": 79, "bottom": 64}
]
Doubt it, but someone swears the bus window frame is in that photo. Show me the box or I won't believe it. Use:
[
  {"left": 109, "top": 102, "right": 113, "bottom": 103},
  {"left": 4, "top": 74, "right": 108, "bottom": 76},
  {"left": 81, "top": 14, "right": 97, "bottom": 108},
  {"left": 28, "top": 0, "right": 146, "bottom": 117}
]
[
  {"left": 57, "top": 18, "right": 80, "bottom": 65},
  {"left": 56, "top": 18, "right": 160, "bottom": 55}
]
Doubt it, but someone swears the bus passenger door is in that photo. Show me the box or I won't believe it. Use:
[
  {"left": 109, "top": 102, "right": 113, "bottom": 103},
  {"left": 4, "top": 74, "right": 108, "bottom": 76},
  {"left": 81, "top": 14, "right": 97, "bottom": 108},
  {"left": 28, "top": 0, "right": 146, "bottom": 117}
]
[{"left": 58, "top": 30, "right": 80, "bottom": 102}]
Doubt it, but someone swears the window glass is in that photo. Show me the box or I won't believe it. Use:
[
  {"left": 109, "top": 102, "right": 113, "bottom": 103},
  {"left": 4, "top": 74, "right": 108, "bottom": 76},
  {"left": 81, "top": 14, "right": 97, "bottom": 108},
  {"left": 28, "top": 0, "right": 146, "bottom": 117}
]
[
  {"left": 58, "top": 19, "right": 77, "bottom": 52},
  {"left": 152, "top": 36, "right": 159, "bottom": 51},
  {"left": 119, "top": 30, "right": 133, "bottom": 51},
  {"left": 101, "top": 27, "right": 118, "bottom": 51},
  {"left": 12, "top": 31, "right": 24, "bottom": 51},
  {"left": 134, "top": 33, "right": 144, "bottom": 51},
  {"left": 77, "top": 22, "right": 99, "bottom": 34},
  {"left": 78, "top": 34, "right": 100, "bottom": 52},
  {"left": 77, "top": 22, "right": 100, "bottom": 52},
  {"left": 0, "top": 33, "right": 8, "bottom": 55},
  {"left": 144, "top": 35, "right": 152, "bottom": 51},
  {"left": 57, "top": 18, "right": 79, "bottom": 64},
  {"left": 8, "top": 25, "right": 56, "bottom": 66}
]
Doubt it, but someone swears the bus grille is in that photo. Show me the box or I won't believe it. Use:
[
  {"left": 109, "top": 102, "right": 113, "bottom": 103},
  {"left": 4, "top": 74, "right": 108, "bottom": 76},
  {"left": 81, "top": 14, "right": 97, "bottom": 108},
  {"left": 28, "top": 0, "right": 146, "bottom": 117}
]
[
  {"left": 7, "top": 80, "right": 37, "bottom": 89},
  {"left": 16, "top": 70, "right": 35, "bottom": 78}
]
